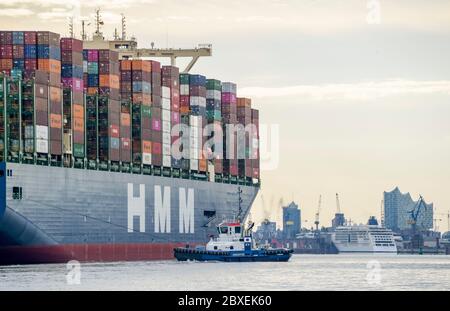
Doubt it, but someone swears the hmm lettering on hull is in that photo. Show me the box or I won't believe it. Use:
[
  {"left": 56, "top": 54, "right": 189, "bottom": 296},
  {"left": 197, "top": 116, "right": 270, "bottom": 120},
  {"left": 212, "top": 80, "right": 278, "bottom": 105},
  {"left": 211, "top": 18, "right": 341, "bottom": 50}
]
[{"left": 127, "top": 183, "right": 195, "bottom": 234}]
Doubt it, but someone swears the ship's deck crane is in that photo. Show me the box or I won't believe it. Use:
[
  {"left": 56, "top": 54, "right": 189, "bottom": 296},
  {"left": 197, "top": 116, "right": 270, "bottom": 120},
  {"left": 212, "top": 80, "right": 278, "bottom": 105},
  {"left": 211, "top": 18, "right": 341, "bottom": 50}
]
[{"left": 81, "top": 10, "right": 212, "bottom": 73}]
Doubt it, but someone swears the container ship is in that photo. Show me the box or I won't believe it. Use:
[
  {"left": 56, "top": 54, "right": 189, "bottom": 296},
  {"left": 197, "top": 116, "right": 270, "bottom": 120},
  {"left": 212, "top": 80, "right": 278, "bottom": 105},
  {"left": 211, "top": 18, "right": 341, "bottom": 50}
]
[{"left": 0, "top": 23, "right": 260, "bottom": 264}]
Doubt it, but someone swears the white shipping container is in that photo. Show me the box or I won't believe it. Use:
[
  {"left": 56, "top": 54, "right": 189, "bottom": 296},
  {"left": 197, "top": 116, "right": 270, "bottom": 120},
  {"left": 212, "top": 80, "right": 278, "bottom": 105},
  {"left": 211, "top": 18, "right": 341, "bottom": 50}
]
[
  {"left": 189, "top": 126, "right": 199, "bottom": 138},
  {"left": 222, "top": 82, "right": 237, "bottom": 93},
  {"left": 162, "top": 132, "right": 171, "bottom": 144},
  {"left": 180, "top": 85, "right": 189, "bottom": 96},
  {"left": 199, "top": 97, "right": 206, "bottom": 107},
  {"left": 162, "top": 143, "right": 171, "bottom": 155},
  {"left": 162, "top": 86, "right": 171, "bottom": 99},
  {"left": 83, "top": 60, "right": 88, "bottom": 73},
  {"left": 190, "top": 148, "right": 199, "bottom": 160},
  {"left": 63, "top": 132, "right": 72, "bottom": 154},
  {"left": 189, "top": 115, "right": 199, "bottom": 127},
  {"left": 162, "top": 98, "right": 171, "bottom": 110},
  {"left": 143, "top": 153, "right": 152, "bottom": 165},
  {"left": 162, "top": 109, "right": 171, "bottom": 121},
  {"left": 162, "top": 120, "right": 171, "bottom": 133},
  {"left": 208, "top": 163, "right": 215, "bottom": 181},
  {"left": 36, "top": 125, "right": 48, "bottom": 140},
  {"left": 163, "top": 155, "right": 171, "bottom": 167},
  {"left": 190, "top": 159, "right": 198, "bottom": 171},
  {"left": 36, "top": 139, "right": 48, "bottom": 154}
]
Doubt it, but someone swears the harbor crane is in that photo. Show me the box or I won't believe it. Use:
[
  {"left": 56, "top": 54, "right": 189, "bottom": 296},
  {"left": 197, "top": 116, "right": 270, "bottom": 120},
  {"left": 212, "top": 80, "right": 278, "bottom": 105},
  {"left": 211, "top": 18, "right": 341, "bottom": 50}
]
[
  {"left": 80, "top": 9, "right": 212, "bottom": 73},
  {"left": 407, "top": 195, "right": 428, "bottom": 250},
  {"left": 314, "top": 195, "right": 322, "bottom": 232}
]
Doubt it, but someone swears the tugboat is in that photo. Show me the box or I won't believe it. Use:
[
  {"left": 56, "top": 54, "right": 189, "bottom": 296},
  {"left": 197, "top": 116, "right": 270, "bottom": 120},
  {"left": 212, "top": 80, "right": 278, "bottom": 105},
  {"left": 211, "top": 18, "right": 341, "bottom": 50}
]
[
  {"left": 174, "top": 188, "right": 293, "bottom": 262},
  {"left": 174, "top": 220, "right": 293, "bottom": 262}
]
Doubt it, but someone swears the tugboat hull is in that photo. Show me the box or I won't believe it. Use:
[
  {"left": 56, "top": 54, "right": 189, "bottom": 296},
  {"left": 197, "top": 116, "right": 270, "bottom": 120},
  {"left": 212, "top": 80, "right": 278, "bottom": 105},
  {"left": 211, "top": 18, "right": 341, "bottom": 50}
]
[{"left": 174, "top": 248, "right": 293, "bottom": 262}]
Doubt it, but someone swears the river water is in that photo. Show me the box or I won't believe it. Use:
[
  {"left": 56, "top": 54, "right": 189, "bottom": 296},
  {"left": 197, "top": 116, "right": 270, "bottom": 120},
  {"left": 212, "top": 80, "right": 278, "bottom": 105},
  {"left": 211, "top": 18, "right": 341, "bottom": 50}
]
[{"left": 0, "top": 254, "right": 449, "bottom": 291}]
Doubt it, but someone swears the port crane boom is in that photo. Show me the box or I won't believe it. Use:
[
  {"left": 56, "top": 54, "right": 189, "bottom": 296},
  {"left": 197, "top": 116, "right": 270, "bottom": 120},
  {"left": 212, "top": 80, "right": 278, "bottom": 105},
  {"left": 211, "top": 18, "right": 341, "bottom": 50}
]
[{"left": 81, "top": 10, "right": 212, "bottom": 73}]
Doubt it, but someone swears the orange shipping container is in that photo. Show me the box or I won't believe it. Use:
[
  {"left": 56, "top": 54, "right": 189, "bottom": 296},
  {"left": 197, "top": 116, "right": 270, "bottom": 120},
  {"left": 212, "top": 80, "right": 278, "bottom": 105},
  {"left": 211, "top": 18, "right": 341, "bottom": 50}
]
[
  {"left": 38, "top": 59, "right": 61, "bottom": 74},
  {"left": 120, "top": 60, "right": 132, "bottom": 71},
  {"left": 0, "top": 59, "right": 13, "bottom": 70},
  {"left": 199, "top": 159, "right": 207, "bottom": 172},
  {"left": 50, "top": 114, "right": 62, "bottom": 129},
  {"left": 49, "top": 86, "right": 61, "bottom": 102},
  {"left": 87, "top": 87, "right": 97, "bottom": 95},
  {"left": 237, "top": 98, "right": 251, "bottom": 108},
  {"left": 132, "top": 60, "right": 151, "bottom": 72},
  {"left": 73, "top": 104, "right": 84, "bottom": 119},
  {"left": 99, "top": 74, "right": 120, "bottom": 89},
  {"left": 180, "top": 106, "right": 190, "bottom": 114},
  {"left": 142, "top": 140, "right": 152, "bottom": 153},
  {"left": 73, "top": 118, "right": 84, "bottom": 131},
  {"left": 120, "top": 113, "right": 130, "bottom": 126},
  {"left": 110, "top": 75, "right": 120, "bottom": 89},
  {"left": 132, "top": 93, "right": 151, "bottom": 105}
]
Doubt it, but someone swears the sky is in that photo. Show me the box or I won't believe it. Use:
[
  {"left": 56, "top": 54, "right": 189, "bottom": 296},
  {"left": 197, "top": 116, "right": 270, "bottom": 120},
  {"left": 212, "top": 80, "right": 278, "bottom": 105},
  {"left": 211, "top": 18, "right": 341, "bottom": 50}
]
[{"left": 1, "top": 0, "right": 450, "bottom": 231}]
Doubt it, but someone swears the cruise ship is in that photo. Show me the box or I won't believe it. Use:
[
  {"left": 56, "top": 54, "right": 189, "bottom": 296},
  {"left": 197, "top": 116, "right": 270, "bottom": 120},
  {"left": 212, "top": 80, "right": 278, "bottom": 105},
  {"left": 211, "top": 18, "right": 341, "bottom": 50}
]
[{"left": 332, "top": 225, "right": 398, "bottom": 253}]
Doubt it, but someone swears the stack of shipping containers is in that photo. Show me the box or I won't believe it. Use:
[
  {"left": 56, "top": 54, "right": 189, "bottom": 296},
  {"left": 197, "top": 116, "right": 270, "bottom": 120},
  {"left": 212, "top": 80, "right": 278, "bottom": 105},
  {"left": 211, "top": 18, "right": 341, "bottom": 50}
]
[
  {"left": 129, "top": 60, "right": 152, "bottom": 174},
  {"left": 84, "top": 49, "right": 98, "bottom": 168},
  {"left": 206, "top": 79, "right": 222, "bottom": 182},
  {"left": 179, "top": 73, "right": 190, "bottom": 176},
  {"left": 83, "top": 49, "right": 120, "bottom": 170},
  {"left": 162, "top": 65, "right": 180, "bottom": 176},
  {"left": 61, "top": 38, "right": 84, "bottom": 167},
  {"left": 150, "top": 61, "right": 162, "bottom": 174},
  {"left": 189, "top": 74, "right": 207, "bottom": 176},
  {"left": 119, "top": 60, "right": 132, "bottom": 172},
  {"left": 221, "top": 82, "right": 238, "bottom": 182},
  {"left": 237, "top": 97, "right": 252, "bottom": 183},
  {"left": 98, "top": 50, "right": 120, "bottom": 170},
  {"left": 0, "top": 29, "right": 260, "bottom": 186},
  {"left": 0, "top": 74, "right": 4, "bottom": 162},
  {"left": 36, "top": 31, "right": 62, "bottom": 165},
  {"left": 251, "top": 108, "right": 260, "bottom": 183}
]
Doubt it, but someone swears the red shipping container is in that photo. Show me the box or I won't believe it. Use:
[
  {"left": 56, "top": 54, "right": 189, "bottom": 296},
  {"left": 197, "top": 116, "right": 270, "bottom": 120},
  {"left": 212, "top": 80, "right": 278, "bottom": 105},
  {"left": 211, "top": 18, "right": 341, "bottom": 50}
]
[
  {"left": 0, "top": 45, "right": 13, "bottom": 58},
  {"left": 110, "top": 125, "right": 120, "bottom": 138},
  {"left": 152, "top": 142, "right": 162, "bottom": 155},
  {"left": 25, "top": 59, "right": 37, "bottom": 70},
  {"left": 24, "top": 32, "right": 37, "bottom": 44},
  {"left": 60, "top": 38, "right": 83, "bottom": 52}
]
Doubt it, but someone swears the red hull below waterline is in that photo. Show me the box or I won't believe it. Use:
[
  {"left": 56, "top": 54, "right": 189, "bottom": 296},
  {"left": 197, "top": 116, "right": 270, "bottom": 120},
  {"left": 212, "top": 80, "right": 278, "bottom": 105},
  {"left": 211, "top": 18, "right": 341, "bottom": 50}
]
[{"left": 0, "top": 243, "right": 187, "bottom": 265}]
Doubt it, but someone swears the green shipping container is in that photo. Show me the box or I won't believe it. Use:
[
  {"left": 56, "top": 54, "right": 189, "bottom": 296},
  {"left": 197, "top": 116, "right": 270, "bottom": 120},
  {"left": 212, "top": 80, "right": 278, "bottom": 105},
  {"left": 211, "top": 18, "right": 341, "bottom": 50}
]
[
  {"left": 87, "top": 62, "right": 98, "bottom": 75},
  {"left": 141, "top": 105, "right": 151, "bottom": 118},
  {"left": 179, "top": 73, "right": 190, "bottom": 85},
  {"left": 73, "top": 143, "right": 85, "bottom": 157},
  {"left": 206, "top": 79, "right": 222, "bottom": 91}
]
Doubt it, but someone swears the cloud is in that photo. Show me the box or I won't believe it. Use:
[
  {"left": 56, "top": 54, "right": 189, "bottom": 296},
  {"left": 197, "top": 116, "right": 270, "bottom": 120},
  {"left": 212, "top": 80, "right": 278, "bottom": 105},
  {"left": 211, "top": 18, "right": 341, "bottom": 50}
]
[
  {"left": 0, "top": 8, "right": 34, "bottom": 16},
  {"left": 239, "top": 80, "right": 450, "bottom": 101}
]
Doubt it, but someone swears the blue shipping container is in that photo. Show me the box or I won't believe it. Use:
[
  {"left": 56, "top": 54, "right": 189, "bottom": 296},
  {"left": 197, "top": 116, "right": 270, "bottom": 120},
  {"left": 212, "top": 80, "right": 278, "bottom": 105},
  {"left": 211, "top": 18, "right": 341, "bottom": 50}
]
[
  {"left": 24, "top": 45, "right": 37, "bottom": 58},
  {"left": 189, "top": 74, "right": 206, "bottom": 86},
  {"left": 12, "top": 31, "right": 24, "bottom": 45},
  {"left": 12, "top": 60, "right": 25, "bottom": 70},
  {"left": 87, "top": 74, "right": 99, "bottom": 87},
  {"left": 62, "top": 64, "right": 83, "bottom": 79}
]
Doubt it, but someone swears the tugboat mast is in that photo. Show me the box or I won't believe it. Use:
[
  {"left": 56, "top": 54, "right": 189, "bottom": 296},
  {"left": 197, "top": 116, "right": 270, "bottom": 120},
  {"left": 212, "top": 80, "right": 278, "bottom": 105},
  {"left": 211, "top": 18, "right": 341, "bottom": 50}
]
[{"left": 237, "top": 187, "right": 243, "bottom": 222}]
